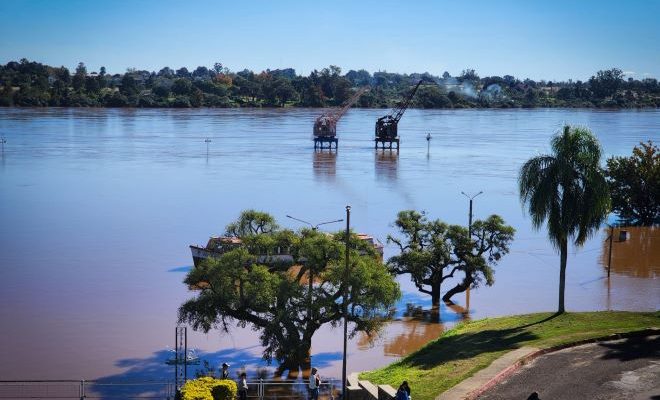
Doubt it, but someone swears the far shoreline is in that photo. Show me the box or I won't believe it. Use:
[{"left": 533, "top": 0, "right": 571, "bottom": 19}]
[{"left": 1, "top": 105, "right": 658, "bottom": 111}]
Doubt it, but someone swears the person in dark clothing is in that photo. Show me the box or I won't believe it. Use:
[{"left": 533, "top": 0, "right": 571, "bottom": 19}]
[
  {"left": 395, "top": 381, "right": 410, "bottom": 400},
  {"left": 220, "top": 362, "right": 230, "bottom": 379},
  {"left": 402, "top": 381, "right": 410, "bottom": 397}
]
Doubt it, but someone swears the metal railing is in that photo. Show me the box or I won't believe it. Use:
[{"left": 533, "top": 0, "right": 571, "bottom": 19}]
[
  {"left": 249, "top": 380, "right": 337, "bottom": 400},
  {"left": 0, "top": 379, "right": 337, "bottom": 400},
  {"left": 0, "top": 380, "right": 174, "bottom": 399}
]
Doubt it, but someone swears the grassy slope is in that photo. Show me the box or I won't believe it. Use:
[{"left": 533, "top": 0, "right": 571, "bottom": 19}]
[{"left": 359, "top": 311, "right": 659, "bottom": 400}]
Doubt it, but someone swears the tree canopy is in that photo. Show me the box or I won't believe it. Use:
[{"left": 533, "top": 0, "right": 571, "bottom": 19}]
[
  {"left": 606, "top": 140, "right": 660, "bottom": 225},
  {"left": 1, "top": 59, "right": 658, "bottom": 108},
  {"left": 387, "top": 210, "right": 515, "bottom": 307},
  {"left": 178, "top": 210, "right": 400, "bottom": 376}
]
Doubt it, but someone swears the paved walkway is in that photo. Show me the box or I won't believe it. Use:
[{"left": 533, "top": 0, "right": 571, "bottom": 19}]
[
  {"left": 437, "top": 347, "right": 539, "bottom": 400},
  {"left": 477, "top": 335, "right": 659, "bottom": 400}
]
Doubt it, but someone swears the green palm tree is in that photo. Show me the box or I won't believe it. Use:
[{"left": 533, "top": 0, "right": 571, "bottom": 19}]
[{"left": 519, "top": 125, "right": 610, "bottom": 313}]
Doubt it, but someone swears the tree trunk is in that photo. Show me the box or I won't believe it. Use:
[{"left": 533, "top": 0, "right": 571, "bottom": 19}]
[
  {"left": 276, "top": 353, "right": 310, "bottom": 379},
  {"left": 431, "top": 282, "right": 441, "bottom": 306},
  {"left": 429, "top": 305, "right": 441, "bottom": 322},
  {"left": 558, "top": 238, "right": 567, "bottom": 314},
  {"left": 442, "top": 279, "right": 471, "bottom": 303},
  {"left": 275, "top": 338, "right": 312, "bottom": 379}
]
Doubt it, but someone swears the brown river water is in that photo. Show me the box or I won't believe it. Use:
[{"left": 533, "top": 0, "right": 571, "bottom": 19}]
[{"left": 0, "top": 108, "right": 658, "bottom": 383}]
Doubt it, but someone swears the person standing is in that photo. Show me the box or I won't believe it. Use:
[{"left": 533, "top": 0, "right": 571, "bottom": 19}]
[
  {"left": 239, "top": 372, "right": 248, "bottom": 400},
  {"left": 220, "top": 362, "right": 230, "bottom": 379},
  {"left": 396, "top": 381, "right": 410, "bottom": 400},
  {"left": 402, "top": 381, "right": 411, "bottom": 399},
  {"left": 309, "top": 367, "right": 320, "bottom": 400}
]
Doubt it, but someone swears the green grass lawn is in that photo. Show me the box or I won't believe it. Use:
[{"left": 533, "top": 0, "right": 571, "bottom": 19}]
[{"left": 359, "top": 311, "right": 659, "bottom": 400}]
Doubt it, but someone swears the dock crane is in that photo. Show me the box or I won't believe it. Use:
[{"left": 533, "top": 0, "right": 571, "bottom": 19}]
[
  {"left": 375, "top": 80, "right": 423, "bottom": 150},
  {"left": 313, "top": 87, "right": 369, "bottom": 149}
]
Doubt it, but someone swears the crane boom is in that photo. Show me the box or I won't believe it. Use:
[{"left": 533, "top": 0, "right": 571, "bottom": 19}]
[
  {"left": 375, "top": 80, "right": 422, "bottom": 145},
  {"left": 390, "top": 80, "right": 423, "bottom": 123},
  {"left": 314, "top": 87, "right": 369, "bottom": 138}
]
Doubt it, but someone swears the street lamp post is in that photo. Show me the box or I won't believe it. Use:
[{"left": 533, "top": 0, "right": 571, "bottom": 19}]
[
  {"left": 461, "top": 191, "right": 483, "bottom": 238},
  {"left": 342, "top": 205, "right": 351, "bottom": 399},
  {"left": 461, "top": 191, "right": 482, "bottom": 305},
  {"left": 607, "top": 225, "right": 614, "bottom": 277},
  {"left": 604, "top": 224, "right": 628, "bottom": 278}
]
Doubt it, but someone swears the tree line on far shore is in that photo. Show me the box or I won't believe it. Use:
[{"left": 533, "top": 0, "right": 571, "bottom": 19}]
[{"left": 1, "top": 58, "right": 659, "bottom": 109}]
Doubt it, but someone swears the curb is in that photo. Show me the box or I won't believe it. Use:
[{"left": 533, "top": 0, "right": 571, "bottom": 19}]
[{"left": 438, "top": 327, "right": 659, "bottom": 400}]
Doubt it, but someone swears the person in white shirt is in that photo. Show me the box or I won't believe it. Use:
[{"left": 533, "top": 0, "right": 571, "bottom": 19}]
[
  {"left": 309, "top": 367, "right": 320, "bottom": 400},
  {"left": 239, "top": 372, "right": 248, "bottom": 400}
]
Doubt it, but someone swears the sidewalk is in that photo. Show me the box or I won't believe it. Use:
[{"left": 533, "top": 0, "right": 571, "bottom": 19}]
[{"left": 436, "top": 347, "right": 539, "bottom": 400}]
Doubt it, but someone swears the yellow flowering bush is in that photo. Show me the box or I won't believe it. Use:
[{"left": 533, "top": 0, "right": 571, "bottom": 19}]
[{"left": 179, "top": 377, "right": 237, "bottom": 400}]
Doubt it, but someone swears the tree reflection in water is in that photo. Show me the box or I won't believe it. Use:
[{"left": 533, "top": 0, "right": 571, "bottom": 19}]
[
  {"left": 357, "top": 301, "right": 471, "bottom": 358},
  {"left": 599, "top": 226, "right": 660, "bottom": 278}
]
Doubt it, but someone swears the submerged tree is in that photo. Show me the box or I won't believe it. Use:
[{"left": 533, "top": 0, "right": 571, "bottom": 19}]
[
  {"left": 605, "top": 140, "right": 659, "bottom": 226},
  {"left": 387, "top": 210, "right": 514, "bottom": 307},
  {"left": 519, "top": 125, "right": 609, "bottom": 314},
  {"left": 178, "top": 210, "right": 400, "bottom": 376}
]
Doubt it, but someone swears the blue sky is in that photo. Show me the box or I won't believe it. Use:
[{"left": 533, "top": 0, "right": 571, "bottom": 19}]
[{"left": 1, "top": 0, "right": 658, "bottom": 81}]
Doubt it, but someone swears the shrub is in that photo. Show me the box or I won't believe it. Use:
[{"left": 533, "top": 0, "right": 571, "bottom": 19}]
[
  {"left": 179, "top": 377, "right": 237, "bottom": 400},
  {"left": 211, "top": 380, "right": 237, "bottom": 400}
]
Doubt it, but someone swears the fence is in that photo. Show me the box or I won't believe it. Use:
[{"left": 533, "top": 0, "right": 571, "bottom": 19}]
[{"left": 0, "top": 379, "right": 337, "bottom": 400}]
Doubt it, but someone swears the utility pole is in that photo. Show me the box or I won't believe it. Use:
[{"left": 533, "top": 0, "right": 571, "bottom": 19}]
[
  {"left": 286, "top": 214, "right": 343, "bottom": 373},
  {"left": 342, "top": 205, "right": 351, "bottom": 399}
]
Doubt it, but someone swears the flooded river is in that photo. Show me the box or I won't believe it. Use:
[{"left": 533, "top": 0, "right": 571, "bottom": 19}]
[{"left": 0, "top": 108, "right": 658, "bottom": 382}]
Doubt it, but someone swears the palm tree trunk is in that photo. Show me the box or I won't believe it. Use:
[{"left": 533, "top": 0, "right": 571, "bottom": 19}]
[{"left": 558, "top": 238, "right": 567, "bottom": 313}]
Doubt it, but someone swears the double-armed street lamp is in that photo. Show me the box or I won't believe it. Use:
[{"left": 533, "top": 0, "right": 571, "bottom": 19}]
[
  {"left": 461, "top": 191, "right": 482, "bottom": 310},
  {"left": 286, "top": 215, "right": 344, "bottom": 232},
  {"left": 461, "top": 191, "right": 483, "bottom": 238},
  {"left": 285, "top": 214, "right": 344, "bottom": 304},
  {"left": 342, "top": 205, "right": 350, "bottom": 399},
  {"left": 286, "top": 207, "right": 351, "bottom": 398},
  {"left": 286, "top": 214, "right": 344, "bottom": 378}
]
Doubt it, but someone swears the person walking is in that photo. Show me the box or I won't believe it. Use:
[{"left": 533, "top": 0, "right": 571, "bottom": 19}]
[
  {"left": 220, "top": 362, "right": 230, "bottom": 379},
  {"left": 309, "top": 367, "right": 321, "bottom": 400},
  {"left": 239, "top": 372, "right": 248, "bottom": 400}
]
